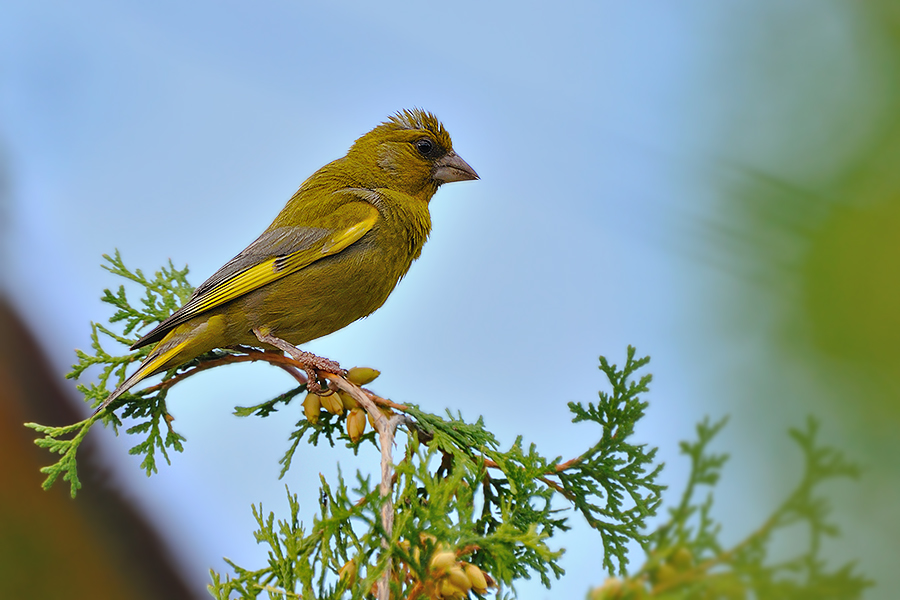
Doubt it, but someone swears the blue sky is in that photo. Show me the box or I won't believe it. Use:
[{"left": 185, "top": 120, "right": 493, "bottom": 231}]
[{"left": 2, "top": 2, "right": 887, "bottom": 598}]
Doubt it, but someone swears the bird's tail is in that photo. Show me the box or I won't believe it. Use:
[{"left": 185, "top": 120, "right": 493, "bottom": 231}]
[
  {"left": 93, "top": 333, "right": 193, "bottom": 415},
  {"left": 94, "top": 365, "right": 151, "bottom": 415}
]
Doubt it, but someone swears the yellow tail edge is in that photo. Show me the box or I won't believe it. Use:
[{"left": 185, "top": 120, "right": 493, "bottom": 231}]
[{"left": 93, "top": 338, "right": 191, "bottom": 416}]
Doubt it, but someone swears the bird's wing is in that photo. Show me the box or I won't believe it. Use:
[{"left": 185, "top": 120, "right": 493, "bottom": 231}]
[{"left": 131, "top": 200, "right": 379, "bottom": 350}]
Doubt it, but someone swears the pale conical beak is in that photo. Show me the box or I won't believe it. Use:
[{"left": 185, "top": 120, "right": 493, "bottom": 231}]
[{"left": 433, "top": 151, "right": 479, "bottom": 183}]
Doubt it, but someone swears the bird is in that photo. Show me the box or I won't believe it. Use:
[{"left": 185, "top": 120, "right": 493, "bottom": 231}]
[{"left": 97, "top": 109, "right": 477, "bottom": 414}]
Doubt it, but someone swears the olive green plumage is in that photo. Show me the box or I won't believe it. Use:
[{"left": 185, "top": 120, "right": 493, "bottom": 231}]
[{"left": 100, "top": 109, "right": 477, "bottom": 412}]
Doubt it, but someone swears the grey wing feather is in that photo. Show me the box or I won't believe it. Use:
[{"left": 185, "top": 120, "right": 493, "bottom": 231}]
[
  {"left": 191, "top": 226, "right": 330, "bottom": 297},
  {"left": 130, "top": 225, "right": 332, "bottom": 350}
]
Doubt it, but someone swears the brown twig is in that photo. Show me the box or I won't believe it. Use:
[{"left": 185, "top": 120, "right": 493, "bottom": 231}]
[
  {"left": 139, "top": 350, "right": 410, "bottom": 424},
  {"left": 404, "top": 581, "right": 426, "bottom": 600},
  {"left": 480, "top": 456, "right": 577, "bottom": 500},
  {"left": 327, "top": 373, "right": 411, "bottom": 600},
  {"left": 273, "top": 363, "right": 309, "bottom": 386},
  {"left": 363, "top": 391, "right": 409, "bottom": 412},
  {"left": 139, "top": 349, "right": 309, "bottom": 397},
  {"left": 554, "top": 454, "right": 584, "bottom": 472},
  {"left": 481, "top": 453, "right": 583, "bottom": 476}
]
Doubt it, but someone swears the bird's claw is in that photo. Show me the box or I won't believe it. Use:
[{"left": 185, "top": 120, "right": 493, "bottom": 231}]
[
  {"left": 251, "top": 327, "right": 345, "bottom": 394},
  {"left": 298, "top": 352, "right": 344, "bottom": 395}
]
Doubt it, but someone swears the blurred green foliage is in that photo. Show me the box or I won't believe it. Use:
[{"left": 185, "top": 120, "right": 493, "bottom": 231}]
[
  {"left": 700, "top": 2, "right": 900, "bottom": 598},
  {"left": 722, "top": 2, "right": 900, "bottom": 421},
  {"left": 587, "top": 417, "right": 869, "bottom": 599}
]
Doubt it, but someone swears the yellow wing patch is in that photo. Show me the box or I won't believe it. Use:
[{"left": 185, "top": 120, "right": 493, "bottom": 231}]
[
  {"left": 180, "top": 206, "right": 377, "bottom": 319},
  {"left": 322, "top": 218, "right": 376, "bottom": 253},
  {"left": 139, "top": 336, "right": 192, "bottom": 377}
]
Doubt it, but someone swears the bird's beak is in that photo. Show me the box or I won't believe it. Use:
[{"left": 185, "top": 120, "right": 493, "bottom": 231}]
[{"left": 433, "top": 151, "right": 479, "bottom": 183}]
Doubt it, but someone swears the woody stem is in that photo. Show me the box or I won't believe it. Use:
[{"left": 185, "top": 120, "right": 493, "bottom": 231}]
[
  {"left": 327, "top": 374, "right": 409, "bottom": 600},
  {"left": 249, "top": 329, "right": 404, "bottom": 600}
]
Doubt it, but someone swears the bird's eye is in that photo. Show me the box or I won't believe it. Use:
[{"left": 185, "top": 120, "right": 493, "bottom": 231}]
[{"left": 415, "top": 138, "right": 434, "bottom": 157}]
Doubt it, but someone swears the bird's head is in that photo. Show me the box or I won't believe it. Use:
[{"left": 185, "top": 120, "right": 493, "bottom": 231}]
[{"left": 345, "top": 109, "right": 478, "bottom": 200}]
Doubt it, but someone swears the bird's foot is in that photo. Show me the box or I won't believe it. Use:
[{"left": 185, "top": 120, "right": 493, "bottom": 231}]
[
  {"left": 252, "top": 328, "right": 345, "bottom": 394},
  {"left": 292, "top": 350, "right": 344, "bottom": 394}
]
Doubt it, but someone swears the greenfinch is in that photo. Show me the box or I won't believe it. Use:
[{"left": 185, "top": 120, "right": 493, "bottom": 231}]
[{"left": 98, "top": 109, "right": 477, "bottom": 413}]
